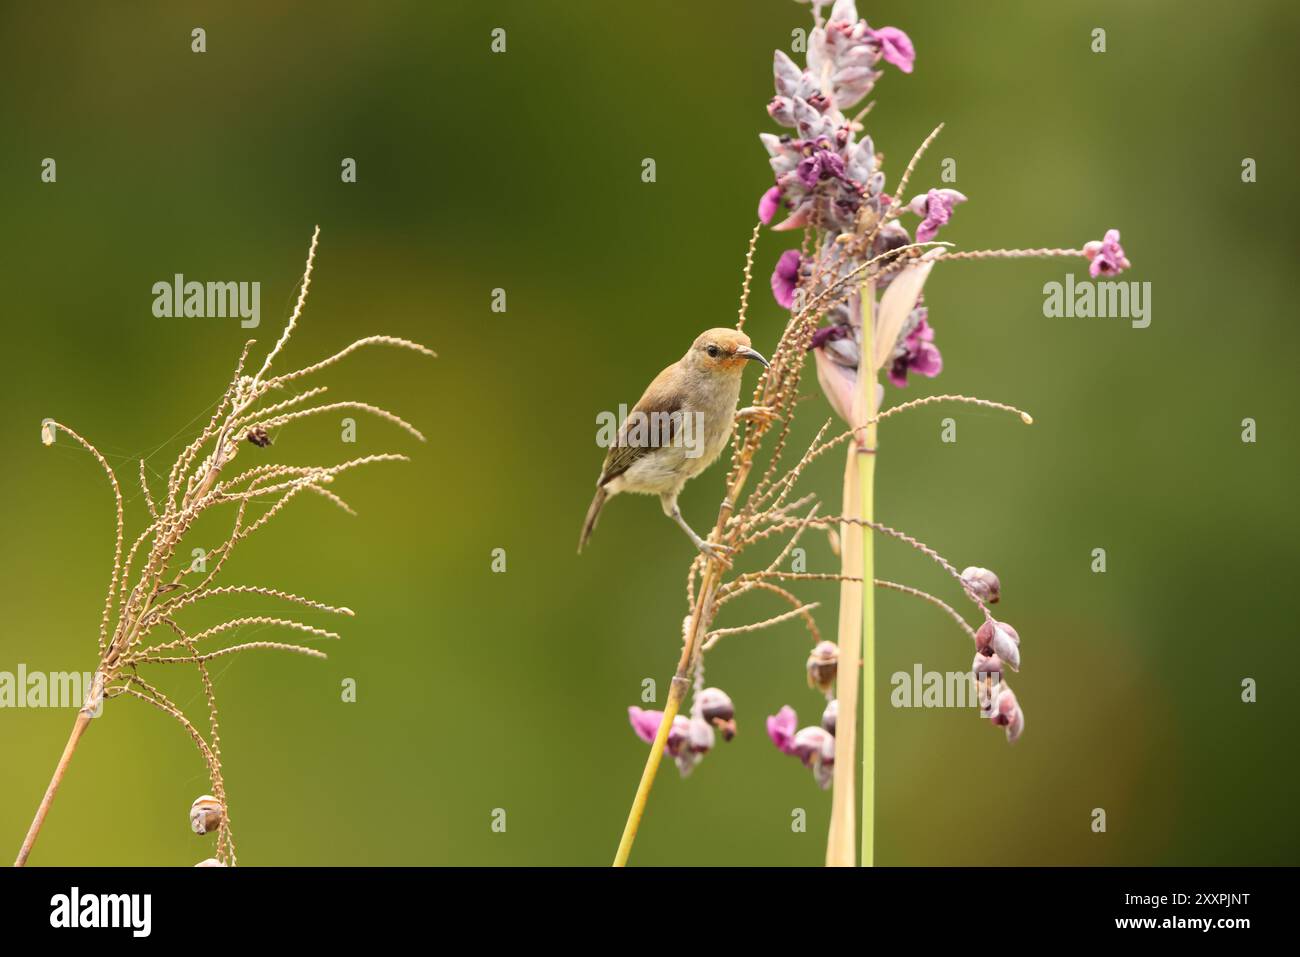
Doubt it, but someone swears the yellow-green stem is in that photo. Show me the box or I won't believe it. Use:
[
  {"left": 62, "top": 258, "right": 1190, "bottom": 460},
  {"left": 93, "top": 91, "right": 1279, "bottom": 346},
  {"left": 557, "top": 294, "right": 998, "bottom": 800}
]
[
  {"left": 856, "top": 286, "right": 879, "bottom": 868},
  {"left": 612, "top": 676, "right": 687, "bottom": 866},
  {"left": 859, "top": 436, "right": 876, "bottom": 868}
]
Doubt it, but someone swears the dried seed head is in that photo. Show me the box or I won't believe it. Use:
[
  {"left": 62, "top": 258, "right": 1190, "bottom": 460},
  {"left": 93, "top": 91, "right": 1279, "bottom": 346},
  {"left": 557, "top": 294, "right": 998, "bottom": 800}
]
[
  {"left": 821, "top": 698, "right": 838, "bottom": 735},
  {"left": 974, "top": 619, "right": 1020, "bottom": 671},
  {"left": 190, "top": 795, "right": 224, "bottom": 835},
  {"left": 695, "top": 687, "right": 737, "bottom": 741},
  {"left": 960, "top": 566, "right": 1001, "bottom": 604},
  {"left": 806, "top": 640, "right": 839, "bottom": 694}
]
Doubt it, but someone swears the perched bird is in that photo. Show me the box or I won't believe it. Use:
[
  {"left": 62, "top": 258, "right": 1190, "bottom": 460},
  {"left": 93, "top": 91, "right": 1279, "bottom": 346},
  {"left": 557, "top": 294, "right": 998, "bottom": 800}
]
[{"left": 579, "top": 327, "right": 769, "bottom": 560}]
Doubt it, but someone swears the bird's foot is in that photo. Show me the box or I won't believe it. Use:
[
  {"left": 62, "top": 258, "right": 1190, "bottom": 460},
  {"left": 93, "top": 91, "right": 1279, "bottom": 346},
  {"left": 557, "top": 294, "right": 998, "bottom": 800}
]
[
  {"left": 695, "top": 538, "right": 735, "bottom": 568},
  {"left": 737, "top": 405, "right": 780, "bottom": 425}
]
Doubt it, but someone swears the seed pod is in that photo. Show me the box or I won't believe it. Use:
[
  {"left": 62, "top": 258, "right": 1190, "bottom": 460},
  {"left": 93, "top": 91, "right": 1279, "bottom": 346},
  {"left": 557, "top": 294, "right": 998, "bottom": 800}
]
[
  {"left": 806, "top": 640, "right": 839, "bottom": 694},
  {"left": 960, "top": 566, "right": 1001, "bottom": 604},
  {"left": 190, "top": 795, "right": 224, "bottom": 835}
]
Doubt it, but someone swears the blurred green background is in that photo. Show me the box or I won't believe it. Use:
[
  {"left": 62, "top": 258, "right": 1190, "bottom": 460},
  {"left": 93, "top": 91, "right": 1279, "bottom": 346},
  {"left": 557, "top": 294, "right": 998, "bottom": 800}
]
[{"left": 1, "top": 0, "right": 1297, "bottom": 866}]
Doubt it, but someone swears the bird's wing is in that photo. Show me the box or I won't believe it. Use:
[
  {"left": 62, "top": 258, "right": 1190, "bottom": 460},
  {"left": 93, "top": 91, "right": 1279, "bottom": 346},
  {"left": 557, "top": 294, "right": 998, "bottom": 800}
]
[{"left": 598, "top": 364, "right": 684, "bottom": 486}]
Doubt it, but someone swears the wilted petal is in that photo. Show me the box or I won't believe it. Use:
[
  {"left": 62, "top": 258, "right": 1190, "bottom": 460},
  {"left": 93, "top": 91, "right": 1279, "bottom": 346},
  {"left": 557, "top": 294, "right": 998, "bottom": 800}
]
[
  {"left": 870, "top": 26, "right": 915, "bottom": 73},
  {"left": 770, "top": 248, "right": 803, "bottom": 308},
  {"left": 758, "top": 186, "right": 782, "bottom": 224},
  {"left": 766, "top": 705, "right": 799, "bottom": 755},
  {"left": 813, "top": 345, "right": 857, "bottom": 424},
  {"left": 627, "top": 706, "right": 664, "bottom": 744}
]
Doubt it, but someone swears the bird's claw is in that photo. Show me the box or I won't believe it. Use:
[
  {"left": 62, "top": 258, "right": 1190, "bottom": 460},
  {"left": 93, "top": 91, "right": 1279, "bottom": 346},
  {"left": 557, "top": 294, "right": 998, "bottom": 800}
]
[
  {"left": 737, "top": 405, "right": 780, "bottom": 424},
  {"left": 697, "top": 540, "right": 735, "bottom": 567}
]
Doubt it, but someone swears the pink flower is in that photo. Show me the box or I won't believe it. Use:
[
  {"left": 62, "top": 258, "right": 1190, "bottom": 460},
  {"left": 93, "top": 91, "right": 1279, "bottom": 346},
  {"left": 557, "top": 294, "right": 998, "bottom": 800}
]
[
  {"left": 908, "top": 188, "right": 967, "bottom": 243},
  {"left": 988, "top": 685, "right": 1025, "bottom": 744},
  {"left": 1084, "top": 228, "right": 1131, "bottom": 278},
  {"left": 887, "top": 313, "right": 943, "bottom": 387},
  {"left": 960, "top": 566, "right": 1001, "bottom": 604},
  {"left": 770, "top": 248, "right": 804, "bottom": 309},
  {"left": 627, "top": 706, "right": 665, "bottom": 744},
  {"left": 974, "top": 619, "right": 1021, "bottom": 671},
  {"left": 758, "top": 186, "right": 782, "bottom": 224},
  {"left": 766, "top": 705, "right": 799, "bottom": 755},
  {"left": 792, "top": 726, "right": 836, "bottom": 789},
  {"left": 869, "top": 26, "right": 915, "bottom": 74}
]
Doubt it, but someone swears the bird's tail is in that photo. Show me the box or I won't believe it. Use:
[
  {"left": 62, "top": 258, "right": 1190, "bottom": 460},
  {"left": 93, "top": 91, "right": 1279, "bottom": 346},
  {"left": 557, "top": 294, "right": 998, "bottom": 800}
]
[{"left": 578, "top": 487, "right": 607, "bottom": 554}]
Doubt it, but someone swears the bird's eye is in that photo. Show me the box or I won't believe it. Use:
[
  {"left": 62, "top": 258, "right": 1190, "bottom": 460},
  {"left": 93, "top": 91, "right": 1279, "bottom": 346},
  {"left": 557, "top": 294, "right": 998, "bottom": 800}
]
[{"left": 706, "top": 345, "right": 720, "bottom": 358}]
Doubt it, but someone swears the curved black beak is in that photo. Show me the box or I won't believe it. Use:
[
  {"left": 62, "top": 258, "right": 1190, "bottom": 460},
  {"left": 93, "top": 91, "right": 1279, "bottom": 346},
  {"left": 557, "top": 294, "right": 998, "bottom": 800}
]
[{"left": 735, "top": 346, "right": 769, "bottom": 368}]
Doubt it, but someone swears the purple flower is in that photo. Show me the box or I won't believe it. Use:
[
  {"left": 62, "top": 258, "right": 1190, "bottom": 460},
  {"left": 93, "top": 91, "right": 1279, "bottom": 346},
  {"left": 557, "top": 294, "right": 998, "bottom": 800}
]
[
  {"left": 796, "top": 148, "right": 847, "bottom": 189},
  {"left": 908, "top": 188, "right": 967, "bottom": 243},
  {"left": 766, "top": 705, "right": 799, "bottom": 755},
  {"left": 869, "top": 26, "right": 915, "bottom": 73},
  {"left": 770, "top": 249, "right": 804, "bottom": 309},
  {"left": 627, "top": 706, "right": 664, "bottom": 744},
  {"left": 887, "top": 312, "right": 943, "bottom": 387},
  {"left": 758, "top": 186, "right": 782, "bottom": 224},
  {"left": 1084, "top": 228, "right": 1131, "bottom": 278}
]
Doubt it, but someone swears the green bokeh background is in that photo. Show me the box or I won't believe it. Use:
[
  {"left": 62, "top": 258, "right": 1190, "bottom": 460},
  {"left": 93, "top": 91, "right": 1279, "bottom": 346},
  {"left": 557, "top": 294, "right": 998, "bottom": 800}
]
[{"left": 1, "top": 1, "right": 1297, "bottom": 866}]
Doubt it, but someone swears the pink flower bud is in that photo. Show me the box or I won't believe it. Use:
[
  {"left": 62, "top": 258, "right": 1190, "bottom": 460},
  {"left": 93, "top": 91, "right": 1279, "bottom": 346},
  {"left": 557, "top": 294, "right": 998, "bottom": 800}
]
[
  {"left": 696, "top": 687, "right": 737, "bottom": 741},
  {"left": 960, "top": 566, "right": 1001, "bottom": 604},
  {"left": 821, "top": 698, "right": 838, "bottom": 735},
  {"left": 989, "top": 685, "right": 1025, "bottom": 744},
  {"left": 974, "top": 619, "right": 1021, "bottom": 671},
  {"left": 792, "top": 726, "right": 836, "bottom": 789},
  {"left": 665, "top": 715, "right": 693, "bottom": 758}
]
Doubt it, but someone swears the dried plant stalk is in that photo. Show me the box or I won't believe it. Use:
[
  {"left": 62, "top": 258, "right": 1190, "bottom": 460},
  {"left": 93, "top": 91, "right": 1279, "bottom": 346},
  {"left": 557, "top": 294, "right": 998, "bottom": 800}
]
[{"left": 14, "top": 227, "right": 434, "bottom": 866}]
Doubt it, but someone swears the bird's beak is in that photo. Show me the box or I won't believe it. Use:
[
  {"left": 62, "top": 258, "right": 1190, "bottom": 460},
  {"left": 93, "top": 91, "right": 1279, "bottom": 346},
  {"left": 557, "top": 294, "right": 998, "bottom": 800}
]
[{"left": 735, "top": 346, "right": 769, "bottom": 368}]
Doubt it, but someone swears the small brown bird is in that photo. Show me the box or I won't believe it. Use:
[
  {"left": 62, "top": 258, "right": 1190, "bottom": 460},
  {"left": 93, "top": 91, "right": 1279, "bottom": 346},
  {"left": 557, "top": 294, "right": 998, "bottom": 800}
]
[{"left": 579, "top": 328, "right": 769, "bottom": 560}]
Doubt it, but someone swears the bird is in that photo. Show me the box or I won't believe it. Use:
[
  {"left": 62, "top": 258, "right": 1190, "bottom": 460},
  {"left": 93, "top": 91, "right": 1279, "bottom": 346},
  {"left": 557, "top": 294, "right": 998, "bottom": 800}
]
[{"left": 579, "top": 327, "right": 769, "bottom": 561}]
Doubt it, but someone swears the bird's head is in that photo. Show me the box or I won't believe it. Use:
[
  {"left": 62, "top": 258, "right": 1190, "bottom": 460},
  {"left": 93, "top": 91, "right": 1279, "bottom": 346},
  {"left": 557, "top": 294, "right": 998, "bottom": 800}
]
[{"left": 686, "top": 328, "right": 769, "bottom": 375}]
